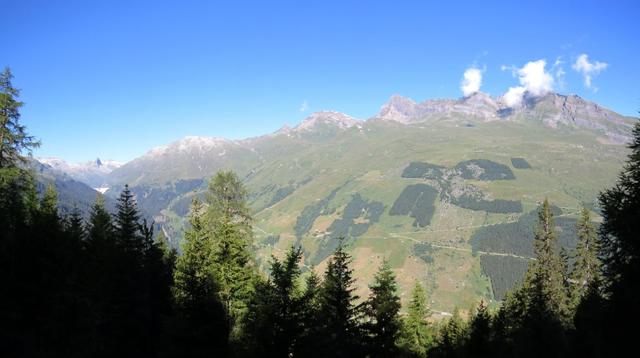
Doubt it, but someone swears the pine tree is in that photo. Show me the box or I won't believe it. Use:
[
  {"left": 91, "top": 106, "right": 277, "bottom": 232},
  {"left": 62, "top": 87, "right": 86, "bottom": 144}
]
[
  {"left": 570, "top": 206, "right": 601, "bottom": 308},
  {"left": 41, "top": 184, "right": 59, "bottom": 218},
  {"left": 0, "top": 67, "right": 39, "bottom": 169},
  {"left": 65, "top": 205, "right": 85, "bottom": 242},
  {"left": 244, "top": 246, "right": 306, "bottom": 357},
  {"left": 529, "top": 199, "right": 569, "bottom": 320},
  {"left": 107, "top": 186, "right": 155, "bottom": 356},
  {"left": 205, "top": 171, "right": 255, "bottom": 327},
  {"left": 433, "top": 309, "right": 466, "bottom": 358},
  {"left": 398, "top": 282, "right": 432, "bottom": 357},
  {"left": 509, "top": 199, "right": 569, "bottom": 358},
  {"left": 316, "top": 241, "right": 363, "bottom": 357},
  {"left": 86, "top": 195, "right": 113, "bottom": 246},
  {"left": 365, "top": 260, "right": 402, "bottom": 357},
  {"left": 174, "top": 199, "right": 216, "bottom": 308},
  {"left": 294, "top": 269, "right": 323, "bottom": 358},
  {"left": 113, "top": 184, "right": 143, "bottom": 256},
  {"left": 466, "top": 300, "right": 492, "bottom": 357},
  {"left": 172, "top": 198, "right": 229, "bottom": 357},
  {"left": 205, "top": 170, "right": 252, "bottom": 233},
  {"left": 597, "top": 121, "right": 640, "bottom": 355}
]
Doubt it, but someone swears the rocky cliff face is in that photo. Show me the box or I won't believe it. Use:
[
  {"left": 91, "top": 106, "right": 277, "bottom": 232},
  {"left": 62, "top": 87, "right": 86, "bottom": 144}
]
[{"left": 378, "top": 92, "right": 635, "bottom": 143}]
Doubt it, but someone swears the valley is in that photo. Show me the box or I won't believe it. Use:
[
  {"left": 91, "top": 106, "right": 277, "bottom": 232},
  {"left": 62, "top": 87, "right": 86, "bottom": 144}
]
[{"left": 40, "top": 92, "right": 635, "bottom": 312}]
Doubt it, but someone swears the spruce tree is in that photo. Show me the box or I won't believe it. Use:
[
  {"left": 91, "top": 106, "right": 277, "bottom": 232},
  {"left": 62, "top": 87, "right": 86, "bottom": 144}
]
[
  {"left": 365, "top": 260, "right": 401, "bottom": 357},
  {"left": 0, "top": 67, "right": 39, "bottom": 169},
  {"left": 398, "top": 282, "right": 432, "bottom": 357},
  {"left": 86, "top": 195, "right": 113, "bottom": 246},
  {"left": 205, "top": 171, "right": 255, "bottom": 326},
  {"left": 65, "top": 205, "right": 85, "bottom": 242},
  {"left": 529, "top": 199, "right": 568, "bottom": 320},
  {"left": 466, "top": 300, "right": 492, "bottom": 358},
  {"left": 570, "top": 206, "right": 601, "bottom": 308},
  {"left": 244, "top": 246, "right": 306, "bottom": 357},
  {"left": 511, "top": 199, "right": 569, "bottom": 357},
  {"left": 172, "top": 198, "right": 229, "bottom": 357},
  {"left": 433, "top": 309, "right": 466, "bottom": 358},
  {"left": 113, "top": 184, "right": 143, "bottom": 256},
  {"left": 294, "top": 269, "right": 323, "bottom": 358},
  {"left": 316, "top": 241, "right": 363, "bottom": 357},
  {"left": 597, "top": 121, "right": 640, "bottom": 355},
  {"left": 41, "top": 184, "right": 60, "bottom": 219}
]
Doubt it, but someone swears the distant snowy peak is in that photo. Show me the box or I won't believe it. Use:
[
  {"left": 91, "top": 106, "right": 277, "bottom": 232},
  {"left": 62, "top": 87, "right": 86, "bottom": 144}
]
[
  {"left": 145, "top": 136, "right": 236, "bottom": 157},
  {"left": 36, "top": 157, "right": 122, "bottom": 188},
  {"left": 293, "top": 111, "right": 360, "bottom": 132},
  {"left": 38, "top": 157, "right": 122, "bottom": 173}
]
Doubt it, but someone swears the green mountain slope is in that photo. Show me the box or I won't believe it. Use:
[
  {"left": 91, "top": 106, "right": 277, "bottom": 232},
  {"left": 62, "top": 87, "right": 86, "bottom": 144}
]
[{"left": 99, "top": 92, "right": 634, "bottom": 312}]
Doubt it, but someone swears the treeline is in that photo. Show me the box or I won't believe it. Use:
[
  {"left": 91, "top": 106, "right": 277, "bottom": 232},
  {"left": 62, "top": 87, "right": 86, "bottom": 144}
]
[
  {"left": 2, "top": 67, "right": 640, "bottom": 357},
  {"left": 0, "top": 167, "right": 434, "bottom": 357}
]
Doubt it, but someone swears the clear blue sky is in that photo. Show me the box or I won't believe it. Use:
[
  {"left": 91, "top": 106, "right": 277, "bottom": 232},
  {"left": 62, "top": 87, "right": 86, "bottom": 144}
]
[{"left": 3, "top": 0, "right": 639, "bottom": 163}]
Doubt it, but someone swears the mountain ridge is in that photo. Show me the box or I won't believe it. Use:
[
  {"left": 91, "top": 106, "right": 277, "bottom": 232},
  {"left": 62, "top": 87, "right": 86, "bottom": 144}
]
[{"left": 39, "top": 91, "right": 637, "bottom": 311}]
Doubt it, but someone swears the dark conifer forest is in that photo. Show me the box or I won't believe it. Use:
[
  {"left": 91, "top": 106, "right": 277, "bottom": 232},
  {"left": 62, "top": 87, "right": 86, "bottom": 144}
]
[{"left": 2, "top": 67, "right": 640, "bottom": 357}]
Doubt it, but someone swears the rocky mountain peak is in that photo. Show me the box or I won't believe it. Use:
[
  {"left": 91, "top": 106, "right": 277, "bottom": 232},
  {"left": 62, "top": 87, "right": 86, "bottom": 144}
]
[
  {"left": 378, "top": 95, "right": 420, "bottom": 123},
  {"left": 294, "top": 111, "right": 360, "bottom": 131}
]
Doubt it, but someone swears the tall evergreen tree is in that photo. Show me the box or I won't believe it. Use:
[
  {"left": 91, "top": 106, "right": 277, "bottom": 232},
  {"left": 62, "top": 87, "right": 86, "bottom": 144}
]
[
  {"left": 81, "top": 194, "right": 119, "bottom": 356},
  {"left": 40, "top": 184, "right": 60, "bottom": 219},
  {"left": 294, "top": 269, "right": 323, "bottom": 358},
  {"left": 529, "top": 199, "right": 569, "bottom": 320},
  {"left": 570, "top": 206, "right": 601, "bottom": 308},
  {"left": 211, "top": 220, "right": 254, "bottom": 321},
  {"left": 205, "top": 170, "right": 252, "bottom": 233},
  {"left": 205, "top": 171, "right": 255, "bottom": 329},
  {"left": 244, "top": 246, "right": 306, "bottom": 357},
  {"left": 509, "top": 199, "right": 568, "bottom": 358},
  {"left": 172, "top": 199, "right": 229, "bottom": 357},
  {"left": 0, "top": 67, "right": 39, "bottom": 169},
  {"left": 65, "top": 205, "right": 85, "bottom": 242},
  {"left": 113, "top": 184, "right": 143, "bottom": 256},
  {"left": 365, "top": 260, "right": 402, "bottom": 357},
  {"left": 398, "top": 282, "right": 432, "bottom": 357},
  {"left": 597, "top": 121, "right": 640, "bottom": 355},
  {"left": 316, "top": 241, "right": 363, "bottom": 358},
  {"left": 466, "top": 300, "right": 492, "bottom": 358},
  {"left": 86, "top": 195, "right": 113, "bottom": 246},
  {"left": 432, "top": 309, "right": 466, "bottom": 358}
]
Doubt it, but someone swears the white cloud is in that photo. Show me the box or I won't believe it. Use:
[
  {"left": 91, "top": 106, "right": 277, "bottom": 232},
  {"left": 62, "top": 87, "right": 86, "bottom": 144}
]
[
  {"left": 572, "top": 54, "right": 608, "bottom": 90},
  {"left": 503, "top": 86, "right": 526, "bottom": 107},
  {"left": 299, "top": 100, "right": 309, "bottom": 112},
  {"left": 501, "top": 59, "right": 554, "bottom": 107},
  {"left": 501, "top": 64, "right": 517, "bottom": 75},
  {"left": 460, "top": 67, "right": 483, "bottom": 96},
  {"left": 552, "top": 57, "right": 566, "bottom": 90},
  {"left": 517, "top": 60, "right": 554, "bottom": 96}
]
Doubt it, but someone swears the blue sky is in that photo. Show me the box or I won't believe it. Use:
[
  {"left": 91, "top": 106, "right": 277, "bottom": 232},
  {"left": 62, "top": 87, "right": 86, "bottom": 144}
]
[{"left": 3, "top": 0, "right": 639, "bottom": 163}]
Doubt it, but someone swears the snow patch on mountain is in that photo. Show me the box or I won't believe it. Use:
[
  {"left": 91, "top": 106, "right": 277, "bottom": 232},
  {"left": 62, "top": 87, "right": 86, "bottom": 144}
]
[
  {"left": 37, "top": 157, "right": 123, "bottom": 188},
  {"left": 146, "top": 136, "right": 235, "bottom": 157}
]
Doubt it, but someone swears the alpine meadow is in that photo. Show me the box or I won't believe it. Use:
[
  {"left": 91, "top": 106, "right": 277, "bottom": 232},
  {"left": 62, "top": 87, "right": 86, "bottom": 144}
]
[{"left": 2, "top": 1, "right": 640, "bottom": 357}]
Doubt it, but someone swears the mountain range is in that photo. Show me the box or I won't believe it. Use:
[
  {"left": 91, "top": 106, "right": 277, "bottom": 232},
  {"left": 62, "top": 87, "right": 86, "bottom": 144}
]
[{"left": 37, "top": 91, "right": 637, "bottom": 313}]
